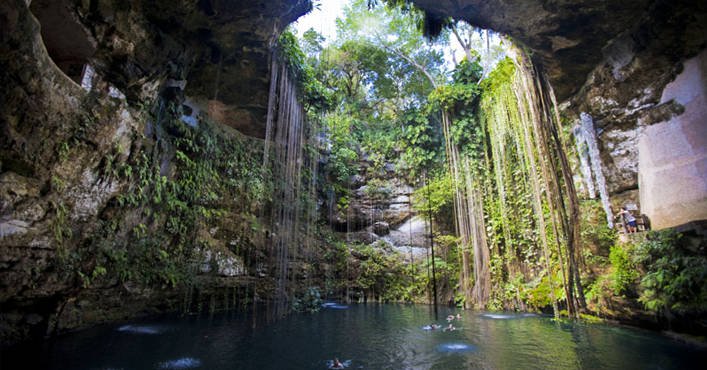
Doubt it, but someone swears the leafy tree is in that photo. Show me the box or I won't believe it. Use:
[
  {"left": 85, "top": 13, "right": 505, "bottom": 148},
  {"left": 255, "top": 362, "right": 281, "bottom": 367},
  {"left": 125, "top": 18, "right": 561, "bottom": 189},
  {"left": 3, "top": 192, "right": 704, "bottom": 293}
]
[{"left": 634, "top": 231, "right": 707, "bottom": 315}]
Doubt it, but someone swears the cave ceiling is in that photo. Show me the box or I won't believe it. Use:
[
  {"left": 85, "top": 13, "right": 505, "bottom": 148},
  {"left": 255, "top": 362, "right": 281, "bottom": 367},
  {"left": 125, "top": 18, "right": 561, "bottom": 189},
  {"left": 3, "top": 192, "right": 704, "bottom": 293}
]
[
  {"left": 39, "top": 0, "right": 704, "bottom": 137},
  {"left": 409, "top": 0, "right": 660, "bottom": 100}
]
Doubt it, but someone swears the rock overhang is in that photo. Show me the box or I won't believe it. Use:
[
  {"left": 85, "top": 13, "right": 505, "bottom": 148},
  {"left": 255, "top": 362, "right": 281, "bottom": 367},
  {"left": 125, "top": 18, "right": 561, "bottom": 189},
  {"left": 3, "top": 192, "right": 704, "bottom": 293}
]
[{"left": 28, "top": 0, "right": 705, "bottom": 138}]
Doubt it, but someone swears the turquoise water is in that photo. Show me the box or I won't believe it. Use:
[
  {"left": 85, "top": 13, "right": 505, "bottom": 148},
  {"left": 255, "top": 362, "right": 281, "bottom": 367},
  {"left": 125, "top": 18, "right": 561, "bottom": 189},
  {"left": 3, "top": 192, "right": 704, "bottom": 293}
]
[{"left": 2, "top": 304, "right": 705, "bottom": 369}]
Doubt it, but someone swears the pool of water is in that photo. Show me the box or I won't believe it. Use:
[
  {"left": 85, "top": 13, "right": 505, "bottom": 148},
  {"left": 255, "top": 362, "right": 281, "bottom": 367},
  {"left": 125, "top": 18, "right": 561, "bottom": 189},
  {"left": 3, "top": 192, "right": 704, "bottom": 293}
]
[{"left": 2, "top": 304, "right": 705, "bottom": 369}]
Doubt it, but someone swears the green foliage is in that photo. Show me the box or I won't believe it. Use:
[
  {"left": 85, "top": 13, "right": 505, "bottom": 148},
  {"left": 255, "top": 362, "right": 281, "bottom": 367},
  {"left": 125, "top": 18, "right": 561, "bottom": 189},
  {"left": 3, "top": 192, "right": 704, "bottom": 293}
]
[
  {"left": 50, "top": 175, "right": 66, "bottom": 192},
  {"left": 585, "top": 230, "right": 707, "bottom": 317},
  {"left": 84, "top": 101, "right": 270, "bottom": 289},
  {"left": 56, "top": 142, "right": 70, "bottom": 162},
  {"left": 293, "top": 287, "right": 324, "bottom": 313},
  {"left": 330, "top": 146, "right": 359, "bottom": 183},
  {"left": 453, "top": 57, "right": 483, "bottom": 84},
  {"left": 527, "top": 271, "right": 565, "bottom": 310},
  {"left": 585, "top": 274, "right": 612, "bottom": 312},
  {"left": 352, "top": 243, "right": 410, "bottom": 301},
  {"left": 633, "top": 230, "right": 707, "bottom": 314},
  {"left": 580, "top": 199, "right": 617, "bottom": 254},
  {"left": 51, "top": 201, "right": 72, "bottom": 255},
  {"left": 298, "top": 0, "right": 450, "bottom": 191},
  {"left": 609, "top": 244, "right": 639, "bottom": 296},
  {"left": 363, "top": 178, "right": 393, "bottom": 200},
  {"left": 400, "top": 108, "right": 445, "bottom": 176},
  {"left": 480, "top": 57, "right": 516, "bottom": 95},
  {"left": 411, "top": 173, "right": 453, "bottom": 214},
  {"left": 278, "top": 30, "right": 309, "bottom": 82},
  {"left": 279, "top": 30, "right": 332, "bottom": 112},
  {"left": 429, "top": 83, "right": 480, "bottom": 112},
  {"left": 428, "top": 59, "right": 483, "bottom": 138},
  {"left": 317, "top": 237, "right": 453, "bottom": 304}
]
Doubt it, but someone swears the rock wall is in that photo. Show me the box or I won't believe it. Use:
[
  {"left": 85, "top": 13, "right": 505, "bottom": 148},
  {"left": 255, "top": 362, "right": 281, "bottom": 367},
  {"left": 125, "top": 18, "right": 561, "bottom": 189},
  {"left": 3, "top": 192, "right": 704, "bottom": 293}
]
[
  {"left": 0, "top": 0, "right": 310, "bottom": 346},
  {"left": 638, "top": 50, "right": 707, "bottom": 229},
  {"left": 563, "top": 0, "right": 706, "bottom": 227}
]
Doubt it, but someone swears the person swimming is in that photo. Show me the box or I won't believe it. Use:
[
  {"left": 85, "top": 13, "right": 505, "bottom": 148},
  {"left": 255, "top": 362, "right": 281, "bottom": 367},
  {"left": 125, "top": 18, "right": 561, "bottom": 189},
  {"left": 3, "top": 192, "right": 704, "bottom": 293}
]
[
  {"left": 446, "top": 315, "right": 455, "bottom": 322},
  {"left": 331, "top": 357, "right": 344, "bottom": 369},
  {"left": 443, "top": 323, "right": 456, "bottom": 332},
  {"left": 456, "top": 313, "right": 461, "bottom": 320}
]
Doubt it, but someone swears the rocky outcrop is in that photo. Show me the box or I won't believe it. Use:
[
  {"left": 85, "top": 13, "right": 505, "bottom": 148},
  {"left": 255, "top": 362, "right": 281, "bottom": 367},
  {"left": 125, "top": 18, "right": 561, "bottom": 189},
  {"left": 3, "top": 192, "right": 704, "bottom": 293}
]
[
  {"left": 27, "top": 0, "right": 310, "bottom": 137},
  {"left": 329, "top": 175, "right": 414, "bottom": 234},
  {"left": 560, "top": 0, "right": 706, "bottom": 227},
  {"left": 0, "top": 0, "right": 309, "bottom": 345},
  {"left": 638, "top": 50, "right": 707, "bottom": 229}
]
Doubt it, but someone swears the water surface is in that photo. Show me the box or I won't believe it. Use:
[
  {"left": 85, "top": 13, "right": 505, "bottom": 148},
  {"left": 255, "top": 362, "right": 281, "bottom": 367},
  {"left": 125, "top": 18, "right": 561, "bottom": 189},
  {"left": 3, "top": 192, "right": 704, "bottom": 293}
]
[{"left": 2, "top": 304, "right": 705, "bottom": 369}]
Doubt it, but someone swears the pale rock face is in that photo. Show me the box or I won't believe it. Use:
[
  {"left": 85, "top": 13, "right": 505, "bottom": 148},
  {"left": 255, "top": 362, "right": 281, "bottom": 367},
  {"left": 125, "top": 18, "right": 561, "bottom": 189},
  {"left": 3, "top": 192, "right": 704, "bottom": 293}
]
[
  {"left": 639, "top": 50, "right": 707, "bottom": 229},
  {"left": 199, "top": 248, "right": 246, "bottom": 277},
  {"left": 602, "top": 127, "right": 640, "bottom": 193},
  {"left": 0, "top": 219, "right": 31, "bottom": 238},
  {"left": 69, "top": 169, "right": 121, "bottom": 222},
  {"left": 331, "top": 177, "right": 413, "bottom": 232}
]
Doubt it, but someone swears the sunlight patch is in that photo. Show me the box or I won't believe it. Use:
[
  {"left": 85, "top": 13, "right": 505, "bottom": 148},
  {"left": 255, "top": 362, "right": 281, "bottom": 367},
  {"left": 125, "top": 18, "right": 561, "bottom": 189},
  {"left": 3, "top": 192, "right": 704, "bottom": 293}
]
[{"left": 437, "top": 342, "right": 476, "bottom": 353}]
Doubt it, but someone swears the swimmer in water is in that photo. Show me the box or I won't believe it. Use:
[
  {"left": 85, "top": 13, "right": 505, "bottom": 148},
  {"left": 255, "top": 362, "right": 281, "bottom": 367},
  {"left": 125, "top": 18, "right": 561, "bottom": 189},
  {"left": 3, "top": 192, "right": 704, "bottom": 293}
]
[
  {"left": 456, "top": 313, "right": 462, "bottom": 320},
  {"left": 332, "top": 357, "right": 344, "bottom": 369},
  {"left": 443, "top": 323, "right": 456, "bottom": 332},
  {"left": 446, "top": 315, "right": 455, "bottom": 322}
]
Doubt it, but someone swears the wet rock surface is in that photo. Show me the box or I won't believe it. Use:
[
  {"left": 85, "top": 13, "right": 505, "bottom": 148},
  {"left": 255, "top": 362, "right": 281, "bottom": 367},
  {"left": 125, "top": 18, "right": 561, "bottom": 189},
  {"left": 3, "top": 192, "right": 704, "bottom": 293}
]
[{"left": 1, "top": 0, "right": 306, "bottom": 345}]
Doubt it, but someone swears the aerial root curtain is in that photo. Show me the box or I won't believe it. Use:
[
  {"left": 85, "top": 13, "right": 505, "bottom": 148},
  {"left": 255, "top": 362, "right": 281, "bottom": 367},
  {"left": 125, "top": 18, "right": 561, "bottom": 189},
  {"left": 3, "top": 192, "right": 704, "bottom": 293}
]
[
  {"left": 263, "top": 52, "right": 313, "bottom": 317},
  {"left": 445, "top": 53, "right": 584, "bottom": 316}
]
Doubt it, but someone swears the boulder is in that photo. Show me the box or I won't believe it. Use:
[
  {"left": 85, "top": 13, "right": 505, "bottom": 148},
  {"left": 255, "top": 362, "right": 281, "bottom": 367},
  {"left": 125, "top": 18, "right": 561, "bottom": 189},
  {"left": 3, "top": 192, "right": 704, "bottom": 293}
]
[{"left": 372, "top": 221, "right": 390, "bottom": 236}]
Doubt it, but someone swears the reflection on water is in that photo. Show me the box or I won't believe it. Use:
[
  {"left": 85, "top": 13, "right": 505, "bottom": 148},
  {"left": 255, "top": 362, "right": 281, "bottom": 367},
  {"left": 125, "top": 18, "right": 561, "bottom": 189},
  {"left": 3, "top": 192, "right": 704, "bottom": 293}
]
[
  {"left": 158, "top": 357, "right": 202, "bottom": 369},
  {"left": 437, "top": 342, "right": 476, "bottom": 353},
  {"left": 480, "top": 313, "right": 537, "bottom": 320},
  {"left": 117, "top": 325, "right": 165, "bottom": 335},
  {"left": 322, "top": 302, "right": 349, "bottom": 310},
  {"left": 2, "top": 304, "right": 705, "bottom": 370}
]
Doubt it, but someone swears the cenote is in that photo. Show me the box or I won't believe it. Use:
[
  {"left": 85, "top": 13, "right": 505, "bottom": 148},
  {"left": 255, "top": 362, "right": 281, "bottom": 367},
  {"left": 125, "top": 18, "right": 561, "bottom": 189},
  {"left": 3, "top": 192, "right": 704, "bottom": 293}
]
[
  {"left": 4, "top": 304, "right": 706, "bottom": 370},
  {"left": 1, "top": 0, "right": 706, "bottom": 367}
]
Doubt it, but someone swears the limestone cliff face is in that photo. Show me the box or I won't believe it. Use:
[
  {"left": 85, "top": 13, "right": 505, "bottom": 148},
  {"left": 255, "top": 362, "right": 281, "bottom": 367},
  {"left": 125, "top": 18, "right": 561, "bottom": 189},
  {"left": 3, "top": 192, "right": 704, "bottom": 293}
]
[
  {"left": 327, "top": 169, "right": 414, "bottom": 236},
  {"left": 638, "top": 50, "right": 707, "bottom": 229},
  {"left": 1, "top": 0, "right": 144, "bottom": 344},
  {"left": 561, "top": 0, "right": 707, "bottom": 227},
  {"left": 0, "top": 0, "right": 309, "bottom": 345},
  {"left": 26, "top": 0, "right": 310, "bottom": 137}
]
